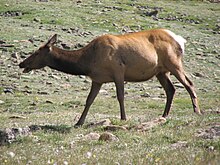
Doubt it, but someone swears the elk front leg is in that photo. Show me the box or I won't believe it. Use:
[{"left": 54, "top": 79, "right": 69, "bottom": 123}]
[
  {"left": 75, "top": 81, "right": 102, "bottom": 127},
  {"left": 156, "top": 72, "right": 176, "bottom": 117}
]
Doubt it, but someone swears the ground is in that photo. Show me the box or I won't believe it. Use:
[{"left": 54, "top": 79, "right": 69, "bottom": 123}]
[{"left": 0, "top": 0, "right": 220, "bottom": 164}]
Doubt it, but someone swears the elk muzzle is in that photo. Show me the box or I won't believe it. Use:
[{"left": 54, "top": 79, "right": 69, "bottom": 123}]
[{"left": 19, "top": 61, "right": 32, "bottom": 73}]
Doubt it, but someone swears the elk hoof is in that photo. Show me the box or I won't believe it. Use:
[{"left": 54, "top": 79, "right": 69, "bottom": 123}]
[{"left": 74, "top": 123, "right": 83, "bottom": 128}]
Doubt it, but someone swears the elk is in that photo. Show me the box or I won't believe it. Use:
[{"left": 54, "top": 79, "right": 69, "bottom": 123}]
[{"left": 19, "top": 29, "right": 201, "bottom": 126}]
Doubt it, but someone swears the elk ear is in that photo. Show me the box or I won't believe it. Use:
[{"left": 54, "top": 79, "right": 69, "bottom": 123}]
[{"left": 46, "top": 34, "right": 57, "bottom": 47}]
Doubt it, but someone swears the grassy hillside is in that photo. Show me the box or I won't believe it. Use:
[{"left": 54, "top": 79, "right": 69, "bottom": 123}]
[{"left": 0, "top": 0, "right": 219, "bottom": 164}]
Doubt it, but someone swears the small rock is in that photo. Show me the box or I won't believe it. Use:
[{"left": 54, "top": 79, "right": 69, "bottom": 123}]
[
  {"left": 87, "top": 119, "right": 112, "bottom": 127},
  {"left": 174, "top": 83, "right": 184, "bottom": 88},
  {"left": 170, "top": 141, "right": 188, "bottom": 149},
  {"left": 35, "top": 0, "right": 49, "bottom": 2},
  {"left": 61, "top": 43, "right": 71, "bottom": 49},
  {"left": 0, "top": 40, "right": 6, "bottom": 44},
  {"left": 145, "top": 10, "right": 158, "bottom": 17},
  {"left": 11, "top": 52, "right": 19, "bottom": 59},
  {"left": 84, "top": 132, "right": 100, "bottom": 140},
  {"left": 74, "top": 43, "right": 84, "bottom": 49},
  {"left": 135, "top": 117, "right": 166, "bottom": 131},
  {"left": 63, "top": 161, "right": 68, "bottom": 165},
  {"left": 33, "top": 18, "right": 41, "bottom": 22},
  {"left": 86, "top": 151, "right": 92, "bottom": 159},
  {"left": 9, "top": 115, "right": 26, "bottom": 119},
  {"left": 37, "top": 91, "right": 49, "bottom": 95},
  {"left": 45, "top": 100, "right": 53, "bottom": 104},
  {"left": 141, "top": 92, "right": 150, "bottom": 97},
  {"left": 104, "top": 125, "right": 127, "bottom": 131},
  {"left": 99, "top": 89, "right": 108, "bottom": 95},
  {"left": 208, "top": 146, "right": 215, "bottom": 151},
  {"left": 8, "top": 151, "right": 15, "bottom": 158},
  {"left": 76, "top": 0, "right": 82, "bottom": 3},
  {"left": 0, "top": 100, "right": 4, "bottom": 104},
  {"left": 3, "top": 88, "right": 14, "bottom": 94},
  {"left": 99, "top": 132, "right": 118, "bottom": 142},
  {"left": 193, "top": 72, "right": 205, "bottom": 78}
]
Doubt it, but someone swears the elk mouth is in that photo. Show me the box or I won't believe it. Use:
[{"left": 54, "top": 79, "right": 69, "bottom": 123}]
[
  {"left": 23, "top": 67, "right": 32, "bottom": 73},
  {"left": 19, "top": 62, "right": 32, "bottom": 73}
]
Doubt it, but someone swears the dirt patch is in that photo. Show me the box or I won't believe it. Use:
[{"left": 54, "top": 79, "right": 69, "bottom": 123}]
[
  {"left": 135, "top": 117, "right": 167, "bottom": 131},
  {"left": 196, "top": 124, "right": 220, "bottom": 139}
]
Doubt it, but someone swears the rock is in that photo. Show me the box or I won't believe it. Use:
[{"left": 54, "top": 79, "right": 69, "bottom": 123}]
[
  {"left": 196, "top": 125, "right": 220, "bottom": 139},
  {"left": 35, "top": 0, "right": 48, "bottom": 2},
  {"left": 86, "top": 151, "right": 92, "bottom": 158},
  {"left": 63, "top": 161, "right": 68, "bottom": 165},
  {"left": 0, "top": 100, "right": 4, "bottom": 104},
  {"left": 0, "top": 43, "right": 14, "bottom": 48},
  {"left": 11, "top": 52, "right": 19, "bottom": 59},
  {"left": 76, "top": 0, "right": 82, "bottom": 3},
  {"left": 170, "top": 141, "right": 188, "bottom": 149},
  {"left": 29, "top": 125, "right": 42, "bottom": 131},
  {"left": 45, "top": 100, "right": 53, "bottom": 104},
  {"left": 9, "top": 115, "right": 26, "bottom": 119},
  {"left": 33, "top": 18, "right": 41, "bottom": 23},
  {"left": 99, "top": 132, "right": 119, "bottom": 142},
  {"left": 74, "top": 43, "right": 84, "bottom": 49},
  {"left": 84, "top": 132, "right": 100, "bottom": 140},
  {"left": 3, "top": 88, "right": 14, "bottom": 94},
  {"left": 145, "top": 10, "right": 158, "bottom": 17},
  {"left": 61, "top": 43, "right": 71, "bottom": 49},
  {"left": 87, "top": 119, "right": 112, "bottom": 127},
  {"left": 0, "top": 11, "right": 23, "bottom": 17},
  {"left": 140, "top": 92, "right": 150, "bottom": 97},
  {"left": 193, "top": 72, "right": 205, "bottom": 78},
  {"left": 135, "top": 117, "right": 166, "bottom": 131},
  {"left": 99, "top": 89, "right": 109, "bottom": 95},
  {"left": 8, "top": 151, "right": 15, "bottom": 158},
  {"left": 174, "top": 83, "right": 184, "bottom": 88},
  {"left": 37, "top": 91, "right": 49, "bottom": 95},
  {"left": 104, "top": 125, "right": 127, "bottom": 131},
  {"left": 0, "top": 40, "right": 6, "bottom": 44},
  {"left": 0, "top": 127, "right": 32, "bottom": 145},
  {"left": 208, "top": 146, "right": 215, "bottom": 151}
]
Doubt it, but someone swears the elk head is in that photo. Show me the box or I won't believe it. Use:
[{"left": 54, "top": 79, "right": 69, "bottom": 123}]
[{"left": 19, "top": 34, "right": 57, "bottom": 73}]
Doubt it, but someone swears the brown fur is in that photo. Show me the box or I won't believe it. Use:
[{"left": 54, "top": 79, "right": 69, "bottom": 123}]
[{"left": 19, "top": 29, "right": 201, "bottom": 126}]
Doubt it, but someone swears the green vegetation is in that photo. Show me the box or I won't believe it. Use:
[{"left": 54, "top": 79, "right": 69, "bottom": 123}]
[{"left": 0, "top": 0, "right": 219, "bottom": 164}]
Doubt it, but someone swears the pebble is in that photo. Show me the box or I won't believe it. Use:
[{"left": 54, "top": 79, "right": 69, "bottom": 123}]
[
  {"left": 0, "top": 100, "right": 4, "bottom": 104},
  {"left": 8, "top": 151, "right": 15, "bottom": 158},
  {"left": 63, "top": 161, "right": 68, "bottom": 165}
]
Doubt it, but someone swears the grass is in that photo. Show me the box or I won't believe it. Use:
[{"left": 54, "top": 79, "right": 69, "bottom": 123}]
[{"left": 0, "top": 0, "right": 220, "bottom": 164}]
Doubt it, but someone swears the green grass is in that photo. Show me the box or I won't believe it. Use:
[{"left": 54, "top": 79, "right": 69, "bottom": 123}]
[{"left": 0, "top": 0, "right": 220, "bottom": 164}]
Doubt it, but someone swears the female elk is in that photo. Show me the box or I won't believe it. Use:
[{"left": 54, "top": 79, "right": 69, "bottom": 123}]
[{"left": 19, "top": 29, "right": 201, "bottom": 126}]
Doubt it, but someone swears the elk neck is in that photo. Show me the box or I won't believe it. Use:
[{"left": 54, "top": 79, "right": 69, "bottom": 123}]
[{"left": 47, "top": 46, "right": 90, "bottom": 76}]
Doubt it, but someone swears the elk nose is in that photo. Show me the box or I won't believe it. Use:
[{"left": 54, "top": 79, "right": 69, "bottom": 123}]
[{"left": 19, "top": 62, "right": 24, "bottom": 68}]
